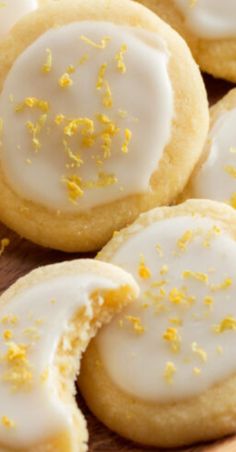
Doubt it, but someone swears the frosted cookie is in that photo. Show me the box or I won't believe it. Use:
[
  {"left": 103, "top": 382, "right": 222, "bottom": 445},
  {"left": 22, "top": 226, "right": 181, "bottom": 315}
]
[
  {"left": 0, "top": 259, "right": 138, "bottom": 451},
  {"left": 79, "top": 200, "right": 236, "bottom": 448},
  {"left": 0, "top": 0, "right": 40, "bottom": 38},
  {"left": 137, "top": 0, "right": 236, "bottom": 82},
  {"left": 186, "top": 88, "right": 236, "bottom": 208},
  {"left": 0, "top": 0, "right": 208, "bottom": 252}
]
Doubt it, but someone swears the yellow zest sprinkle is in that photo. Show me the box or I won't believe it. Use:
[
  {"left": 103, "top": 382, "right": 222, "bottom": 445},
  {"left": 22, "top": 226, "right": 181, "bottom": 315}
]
[
  {"left": 66, "top": 64, "right": 76, "bottom": 74},
  {"left": 177, "top": 230, "right": 193, "bottom": 251},
  {"left": 168, "top": 288, "right": 193, "bottom": 305},
  {"left": 63, "top": 175, "right": 84, "bottom": 203},
  {"left": 58, "top": 73, "right": 73, "bottom": 88},
  {"left": 79, "top": 54, "right": 89, "bottom": 65},
  {"left": 3, "top": 330, "right": 12, "bottom": 340},
  {"left": 5, "top": 342, "right": 27, "bottom": 363},
  {"left": 193, "top": 367, "right": 201, "bottom": 375},
  {"left": 26, "top": 114, "right": 47, "bottom": 152},
  {"left": 115, "top": 44, "right": 127, "bottom": 73},
  {"left": 64, "top": 118, "right": 94, "bottom": 137},
  {"left": 103, "top": 81, "right": 113, "bottom": 108},
  {"left": 203, "top": 225, "right": 222, "bottom": 248},
  {"left": 63, "top": 140, "right": 83, "bottom": 168},
  {"left": 121, "top": 129, "right": 132, "bottom": 154},
  {"left": 229, "top": 146, "right": 236, "bottom": 154},
  {"left": 160, "top": 265, "right": 169, "bottom": 275},
  {"left": 225, "top": 165, "right": 236, "bottom": 179},
  {"left": 169, "top": 317, "right": 182, "bottom": 326},
  {"left": 0, "top": 238, "right": 10, "bottom": 256},
  {"left": 138, "top": 256, "right": 152, "bottom": 279},
  {"left": 230, "top": 193, "right": 236, "bottom": 209},
  {"left": 96, "top": 63, "right": 107, "bottom": 90},
  {"left": 204, "top": 296, "right": 214, "bottom": 308},
  {"left": 125, "top": 316, "right": 145, "bottom": 334},
  {"left": 80, "top": 35, "right": 110, "bottom": 49},
  {"left": 214, "top": 316, "right": 236, "bottom": 333},
  {"left": 189, "top": 0, "right": 197, "bottom": 6},
  {"left": 42, "top": 48, "right": 52, "bottom": 73},
  {"left": 16, "top": 97, "right": 49, "bottom": 113},
  {"left": 118, "top": 109, "right": 128, "bottom": 119},
  {"left": 164, "top": 361, "right": 176, "bottom": 384},
  {"left": 151, "top": 279, "right": 166, "bottom": 288},
  {"left": 211, "top": 278, "right": 232, "bottom": 292},
  {"left": 182, "top": 270, "right": 208, "bottom": 284},
  {"left": 162, "top": 327, "right": 181, "bottom": 353},
  {"left": 156, "top": 244, "right": 163, "bottom": 257},
  {"left": 23, "top": 327, "right": 40, "bottom": 341},
  {"left": 1, "top": 416, "right": 15, "bottom": 428},
  {"left": 1, "top": 315, "right": 18, "bottom": 325},
  {"left": 55, "top": 114, "right": 65, "bottom": 125},
  {"left": 192, "top": 342, "right": 207, "bottom": 363},
  {"left": 216, "top": 345, "right": 223, "bottom": 354}
]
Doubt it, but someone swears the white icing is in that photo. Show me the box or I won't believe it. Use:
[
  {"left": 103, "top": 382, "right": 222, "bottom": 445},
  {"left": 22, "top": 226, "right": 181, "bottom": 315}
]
[
  {"left": 97, "top": 216, "right": 236, "bottom": 402},
  {"left": 192, "top": 108, "right": 236, "bottom": 206},
  {"left": 0, "top": 21, "right": 173, "bottom": 212},
  {"left": 0, "top": 273, "right": 119, "bottom": 447},
  {"left": 175, "top": 0, "right": 236, "bottom": 39},
  {"left": 0, "top": 0, "right": 37, "bottom": 38}
]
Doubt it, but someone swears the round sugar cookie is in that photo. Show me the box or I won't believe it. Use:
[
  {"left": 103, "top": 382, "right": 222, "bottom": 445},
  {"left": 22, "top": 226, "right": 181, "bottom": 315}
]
[
  {"left": 0, "top": 258, "right": 138, "bottom": 451},
  {"left": 0, "top": 0, "right": 208, "bottom": 252},
  {"left": 137, "top": 0, "right": 236, "bottom": 82},
  {"left": 79, "top": 200, "right": 236, "bottom": 448},
  {"left": 184, "top": 88, "right": 236, "bottom": 208}
]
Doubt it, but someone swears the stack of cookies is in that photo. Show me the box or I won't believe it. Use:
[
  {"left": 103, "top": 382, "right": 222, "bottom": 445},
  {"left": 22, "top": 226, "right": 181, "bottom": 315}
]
[{"left": 0, "top": 1, "right": 236, "bottom": 450}]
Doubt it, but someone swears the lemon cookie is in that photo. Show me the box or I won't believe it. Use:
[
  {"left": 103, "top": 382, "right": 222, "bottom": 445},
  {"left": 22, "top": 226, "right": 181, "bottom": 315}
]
[
  {"left": 137, "top": 0, "right": 236, "bottom": 82},
  {"left": 79, "top": 200, "right": 236, "bottom": 448},
  {"left": 0, "top": 0, "right": 40, "bottom": 38},
  {"left": 0, "top": 258, "right": 138, "bottom": 451},
  {"left": 0, "top": 0, "right": 208, "bottom": 252},
  {"left": 185, "top": 88, "right": 236, "bottom": 208}
]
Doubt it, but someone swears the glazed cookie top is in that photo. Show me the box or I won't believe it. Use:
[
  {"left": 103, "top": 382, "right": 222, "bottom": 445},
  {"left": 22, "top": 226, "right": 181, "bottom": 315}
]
[
  {"left": 97, "top": 212, "right": 236, "bottom": 403},
  {"left": 174, "top": 0, "right": 236, "bottom": 39},
  {"left": 0, "top": 21, "right": 173, "bottom": 213},
  {"left": 192, "top": 108, "right": 236, "bottom": 208},
  {"left": 0, "top": 0, "right": 38, "bottom": 38},
  {"left": 0, "top": 263, "right": 137, "bottom": 448}
]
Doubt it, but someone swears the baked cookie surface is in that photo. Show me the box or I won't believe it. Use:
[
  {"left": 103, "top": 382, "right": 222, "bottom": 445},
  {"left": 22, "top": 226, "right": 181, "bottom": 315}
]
[
  {"left": 0, "top": 258, "right": 138, "bottom": 451},
  {"left": 79, "top": 200, "right": 236, "bottom": 448},
  {"left": 137, "top": 0, "right": 236, "bottom": 82},
  {"left": 187, "top": 88, "right": 236, "bottom": 208},
  {"left": 0, "top": 0, "right": 208, "bottom": 252}
]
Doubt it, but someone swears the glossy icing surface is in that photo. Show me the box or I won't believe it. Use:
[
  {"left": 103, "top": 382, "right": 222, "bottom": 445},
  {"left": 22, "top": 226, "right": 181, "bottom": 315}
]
[
  {"left": 0, "top": 0, "right": 37, "bottom": 38},
  {"left": 193, "top": 108, "right": 236, "bottom": 208},
  {"left": 0, "top": 21, "right": 173, "bottom": 212},
  {"left": 175, "top": 0, "right": 236, "bottom": 39},
  {"left": 97, "top": 216, "right": 236, "bottom": 402},
  {"left": 0, "top": 273, "right": 118, "bottom": 447}
]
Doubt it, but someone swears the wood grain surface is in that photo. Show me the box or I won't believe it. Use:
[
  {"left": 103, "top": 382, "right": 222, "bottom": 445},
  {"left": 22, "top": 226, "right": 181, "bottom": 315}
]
[{"left": 1, "top": 74, "right": 236, "bottom": 452}]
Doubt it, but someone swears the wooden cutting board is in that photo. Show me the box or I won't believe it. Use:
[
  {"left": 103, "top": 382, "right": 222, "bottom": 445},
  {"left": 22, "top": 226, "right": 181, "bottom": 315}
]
[{"left": 0, "top": 74, "right": 236, "bottom": 452}]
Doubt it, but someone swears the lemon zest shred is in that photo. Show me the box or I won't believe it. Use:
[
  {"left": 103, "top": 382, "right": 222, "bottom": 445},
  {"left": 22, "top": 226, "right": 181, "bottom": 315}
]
[
  {"left": 125, "top": 316, "right": 145, "bottom": 334},
  {"left": 164, "top": 361, "right": 176, "bottom": 384},
  {"left": 80, "top": 35, "right": 110, "bottom": 49},
  {"left": 115, "top": 44, "right": 127, "bottom": 73},
  {"left": 42, "top": 48, "right": 52, "bottom": 73},
  {"left": 121, "top": 129, "right": 132, "bottom": 154}
]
